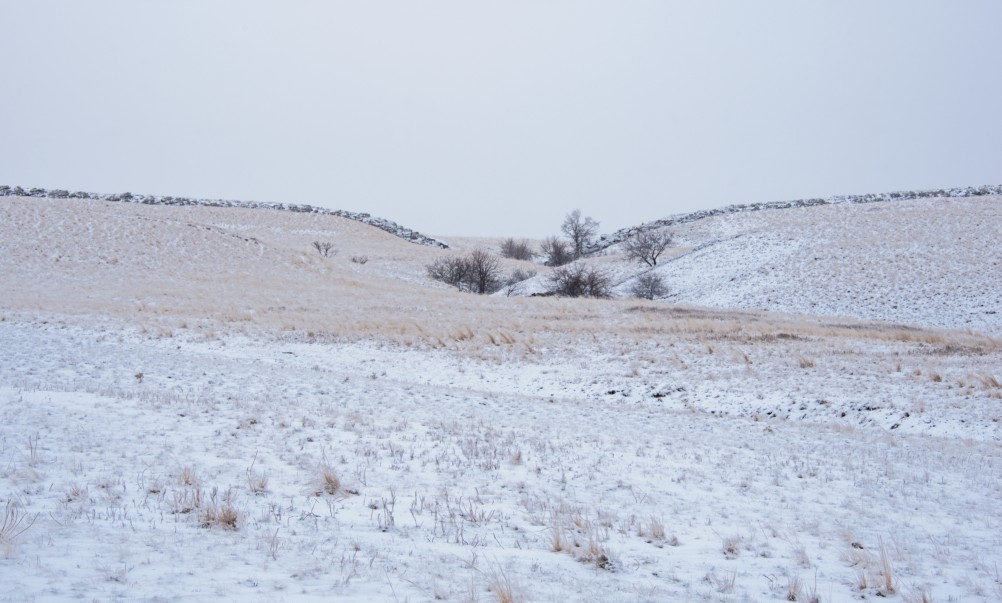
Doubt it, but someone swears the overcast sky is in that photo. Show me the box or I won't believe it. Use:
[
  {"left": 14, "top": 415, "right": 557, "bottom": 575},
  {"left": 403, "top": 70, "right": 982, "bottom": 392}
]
[{"left": 2, "top": 1, "right": 1000, "bottom": 238}]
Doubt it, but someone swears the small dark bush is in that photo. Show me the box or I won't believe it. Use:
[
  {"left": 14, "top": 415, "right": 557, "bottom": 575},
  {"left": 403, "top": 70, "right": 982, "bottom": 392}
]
[
  {"left": 631, "top": 272, "right": 668, "bottom": 300},
  {"left": 540, "top": 236, "right": 573, "bottom": 267},
  {"left": 499, "top": 238, "right": 535, "bottom": 261},
  {"left": 426, "top": 249, "right": 503, "bottom": 294},
  {"left": 502, "top": 268, "right": 537, "bottom": 297},
  {"left": 548, "top": 263, "right": 611, "bottom": 298},
  {"left": 312, "top": 241, "right": 337, "bottom": 257}
]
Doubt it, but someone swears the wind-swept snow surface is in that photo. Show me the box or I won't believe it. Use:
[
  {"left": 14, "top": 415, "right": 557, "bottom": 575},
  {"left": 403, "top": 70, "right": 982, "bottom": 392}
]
[
  {"left": 614, "top": 196, "right": 1002, "bottom": 336},
  {"left": 1, "top": 196, "right": 1000, "bottom": 601}
]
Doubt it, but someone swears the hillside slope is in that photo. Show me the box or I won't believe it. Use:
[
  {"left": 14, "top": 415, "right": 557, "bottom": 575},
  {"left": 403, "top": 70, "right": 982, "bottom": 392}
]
[{"left": 610, "top": 196, "right": 1001, "bottom": 335}]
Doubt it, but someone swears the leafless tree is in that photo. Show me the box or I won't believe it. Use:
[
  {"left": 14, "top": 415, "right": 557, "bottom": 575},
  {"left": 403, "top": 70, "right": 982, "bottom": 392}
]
[
  {"left": 465, "top": 248, "right": 502, "bottom": 294},
  {"left": 540, "top": 236, "right": 573, "bottom": 267},
  {"left": 623, "top": 230, "right": 674, "bottom": 267},
  {"left": 631, "top": 272, "right": 668, "bottom": 300},
  {"left": 499, "top": 238, "right": 535, "bottom": 261},
  {"left": 561, "top": 209, "right": 600, "bottom": 259},
  {"left": 312, "top": 241, "right": 337, "bottom": 257},
  {"left": 548, "top": 263, "right": 611, "bottom": 298}
]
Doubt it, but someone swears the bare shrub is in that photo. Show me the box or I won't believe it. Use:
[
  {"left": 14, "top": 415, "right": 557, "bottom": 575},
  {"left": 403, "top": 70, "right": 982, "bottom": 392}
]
[
  {"left": 499, "top": 238, "right": 534, "bottom": 261},
  {"left": 631, "top": 272, "right": 668, "bottom": 300},
  {"left": 312, "top": 241, "right": 337, "bottom": 258},
  {"left": 427, "top": 249, "right": 502, "bottom": 294},
  {"left": 561, "top": 209, "right": 599, "bottom": 259},
  {"left": 540, "top": 236, "right": 573, "bottom": 267},
  {"left": 623, "top": 230, "right": 673, "bottom": 266},
  {"left": 548, "top": 263, "right": 611, "bottom": 298},
  {"left": 427, "top": 256, "right": 470, "bottom": 289},
  {"left": 502, "top": 269, "right": 537, "bottom": 297},
  {"left": 350, "top": 255, "right": 368, "bottom": 265}
]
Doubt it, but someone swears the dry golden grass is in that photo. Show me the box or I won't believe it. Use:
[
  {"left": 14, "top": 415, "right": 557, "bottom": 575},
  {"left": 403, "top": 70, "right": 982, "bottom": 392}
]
[
  {"left": 3, "top": 196, "right": 999, "bottom": 363},
  {"left": 485, "top": 564, "right": 520, "bottom": 603},
  {"left": 319, "top": 466, "right": 341, "bottom": 496},
  {"left": 878, "top": 538, "right": 896, "bottom": 595}
]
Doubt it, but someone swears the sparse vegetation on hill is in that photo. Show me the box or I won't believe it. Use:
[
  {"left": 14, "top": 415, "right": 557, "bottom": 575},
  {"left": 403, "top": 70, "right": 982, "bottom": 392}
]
[{"left": 585, "top": 183, "right": 1002, "bottom": 253}]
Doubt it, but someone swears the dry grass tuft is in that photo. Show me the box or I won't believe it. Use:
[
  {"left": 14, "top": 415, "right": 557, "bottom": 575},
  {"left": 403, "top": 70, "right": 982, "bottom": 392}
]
[
  {"left": 878, "top": 537, "right": 895, "bottom": 595},
  {"left": 1, "top": 500, "right": 38, "bottom": 551},
  {"left": 647, "top": 516, "right": 666, "bottom": 542},
  {"left": 979, "top": 373, "right": 1000, "bottom": 389},
  {"left": 903, "top": 589, "right": 933, "bottom": 603},
  {"left": 177, "top": 465, "right": 198, "bottom": 487},
  {"left": 485, "top": 564, "right": 521, "bottom": 603},
  {"left": 202, "top": 488, "right": 239, "bottom": 530},
  {"left": 247, "top": 472, "right": 269, "bottom": 495},
  {"left": 319, "top": 466, "right": 342, "bottom": 496},
  {"left": 786, "top": 575, "right": 802, "bottom": 601},
  {"left": 722, "top": 534, "right": 742, "bottom": 558}
]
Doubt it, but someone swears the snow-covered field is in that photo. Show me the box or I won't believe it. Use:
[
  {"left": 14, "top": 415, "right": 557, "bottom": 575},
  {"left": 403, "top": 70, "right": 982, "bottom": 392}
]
[{"left": 1, "top": 196, "right": 1000, "bottom": 602}]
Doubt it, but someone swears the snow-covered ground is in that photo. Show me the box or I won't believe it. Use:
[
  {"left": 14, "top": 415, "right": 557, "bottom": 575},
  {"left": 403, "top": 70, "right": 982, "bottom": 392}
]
[
  {"left": 609, "top": 196, "right": 1002, "bottom": 336},
  {"left": 1, "top": 196, "right": 1000, "bottom": 601}
]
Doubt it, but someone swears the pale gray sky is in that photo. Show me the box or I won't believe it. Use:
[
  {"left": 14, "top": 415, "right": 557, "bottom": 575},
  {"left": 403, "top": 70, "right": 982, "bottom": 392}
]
[{"left": 2, "top": 1, "right": 1000, "bottom": 238}]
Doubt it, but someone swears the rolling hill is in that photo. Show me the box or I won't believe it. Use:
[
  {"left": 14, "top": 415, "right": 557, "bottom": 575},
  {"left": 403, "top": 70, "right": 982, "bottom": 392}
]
[{"left": 1, "top": 190, "right": 1000, "bottom": 602}]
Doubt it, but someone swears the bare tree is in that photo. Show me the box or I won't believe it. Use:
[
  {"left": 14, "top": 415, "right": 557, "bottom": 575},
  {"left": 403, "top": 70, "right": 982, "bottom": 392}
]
[
  {"left": 631, "top": 272, "right": 668, "bottom": 300},
  {"left": 312, "top": 241, "right": 337, "bottom": 257},
  {"left": 540, "top": 236, "right": 573, "bottom": 267},
  {"left": 465, "top": 248, "right": 503, "bottom": 294},
  {"left": 548, "top": 263, "right": 611, "bottom": 298},
  {"left": 623, "top": 230, "right": 673, "bottom": 267},
  {"left": 561, "top": 209, "right": 600, "bottom": 259},
  {"left": 499, "top": 238, "right": 535, "bottom": 261}
]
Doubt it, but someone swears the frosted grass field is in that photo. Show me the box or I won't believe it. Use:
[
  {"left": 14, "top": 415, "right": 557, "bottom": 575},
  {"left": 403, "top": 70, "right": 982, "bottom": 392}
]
[{"left": 1, "top": 195, "right": 1000, "bottom": 601}]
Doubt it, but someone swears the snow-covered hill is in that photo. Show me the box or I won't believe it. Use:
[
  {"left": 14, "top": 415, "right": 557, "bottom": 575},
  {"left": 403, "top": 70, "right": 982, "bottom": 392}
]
[
  {"left": 0, "top": 184, "right": 449, "bottom": 248},
  {"left": 608, "top": 195, "right": 1001, "bottom": 336},
  {"left": 1, "top": 192, "right": 1000, "bottom": 602}
]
